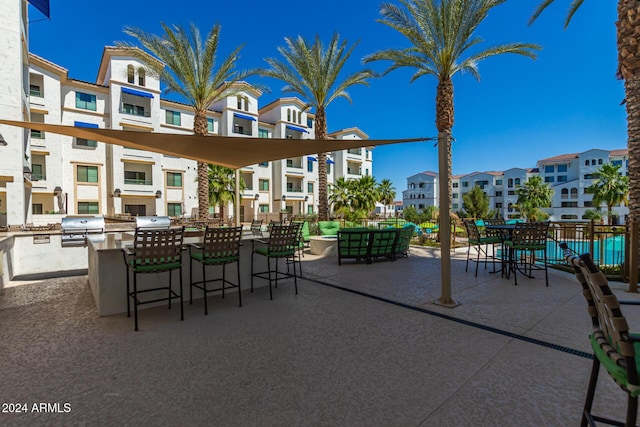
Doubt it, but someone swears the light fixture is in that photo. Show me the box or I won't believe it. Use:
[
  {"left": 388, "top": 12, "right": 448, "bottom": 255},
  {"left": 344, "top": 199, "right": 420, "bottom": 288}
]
[
  {"left": 23, "top": 166, "right": 31, "bottom": 174},
  {"left": 155, "top": 190, "right": 162, "bottom": 198},
  {"left": 113, "top": 188, "right": 121, "bottom": 198},
  {"left": 53, "top": 186, "right": 63, "bottom": 196},
  {"left": 0, "top": 133, "right": 7, "bottom": 146},
  {"left": 304, "top": 195, "right": 309, "bottom": 201},
  {"left": 254, "top": 194, "right": 260, "bottom": 200},
  {"left": 282, "top": 195, "right": 287, "bottom": 201}
]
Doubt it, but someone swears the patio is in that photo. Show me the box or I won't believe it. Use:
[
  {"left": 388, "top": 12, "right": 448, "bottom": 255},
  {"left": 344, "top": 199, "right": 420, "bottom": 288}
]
[{"left": 1, "top": 245, "right": 639, "bottom": 426}]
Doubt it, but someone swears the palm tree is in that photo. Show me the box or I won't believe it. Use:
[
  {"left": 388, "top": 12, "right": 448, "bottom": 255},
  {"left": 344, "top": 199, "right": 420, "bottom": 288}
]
[
  {"left": 208, "top": 165, "right": 245, "bottom": 220},
  {"left": 117, "top": 23, "right": 252, "bottom": 219},
  {"left": 377, "top": 179, "right": 396, "bottom": 217},
  {"left": 364, "top": 0, "right": 540, "bottom": 305},
  {"left": 530, "top": 2, "right": 640, "bottom": 222},
  {"left": 586, "top": 163, "right": 629, "bottom": 225},
  {"left": 260, "top": 33, "right": 375, "bottom": 221},
  {"left": 328, "top": 177, "right": 352, "bottom": 217},
  {"left": 514, "top": 176, "right": 554, "bottom": 221},
  {"left": 352, "top": 175, "right": 379, "bottom": 216}
]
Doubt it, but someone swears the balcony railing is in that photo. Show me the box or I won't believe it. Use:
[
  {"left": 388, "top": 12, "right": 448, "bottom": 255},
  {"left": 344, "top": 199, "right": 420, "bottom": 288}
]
[
  {"left": 29, "top": 89, "right": 42, "bottom": 97},
  {"left": 347, "top": 149, "right": 362, "bottom": 155},
  {"left": 124, "top": 178, "right": 152, "bottom": 185},
  {"left": 286, "top": 161, "right": 303, "bottom": 169},
  {"left": 286, "top": 187, "right": 303, "bottom": 193},
  {"left": 31, "top": 130, "right": 44, "bottom": 139},
  {"left": 31, "top": 173, "right": 45, "bottom": 181},
  {"left": 121, "top": 109, "right": 151, "bottom": 118}
]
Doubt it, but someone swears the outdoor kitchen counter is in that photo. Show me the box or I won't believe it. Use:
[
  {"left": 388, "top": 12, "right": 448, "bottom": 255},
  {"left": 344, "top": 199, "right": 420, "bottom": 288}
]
[{"left": 87, "top": 231, "right": 269, "bottom": 316}]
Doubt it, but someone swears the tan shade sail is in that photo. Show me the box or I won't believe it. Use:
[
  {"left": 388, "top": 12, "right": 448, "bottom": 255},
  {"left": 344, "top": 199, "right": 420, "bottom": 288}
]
[{"left": 0, "top": 120, "right": 429, "bottom": 168}]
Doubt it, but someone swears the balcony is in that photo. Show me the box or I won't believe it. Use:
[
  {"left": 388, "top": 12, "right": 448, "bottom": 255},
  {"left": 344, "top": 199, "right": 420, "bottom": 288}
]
[
  {"left": 347, "top": 148, "right": 362, "bottom": 156},
  {"left": 124, "top": 178, "right": 152, "bottom": 185},
  {"left": 31, "top": 173, "right": 46, "bottom": 181},
  {"left": 286, "top": 158, "right": 303, "bottom": 169},
  {"left": 347, "top": 168, "right": 362, "bottom": 176}
]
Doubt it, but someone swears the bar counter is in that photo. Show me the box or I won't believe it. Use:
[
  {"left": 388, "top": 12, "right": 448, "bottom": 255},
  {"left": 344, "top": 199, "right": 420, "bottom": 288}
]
[{"left": 87, "top": 231, "right": 268, "bottom": 316}]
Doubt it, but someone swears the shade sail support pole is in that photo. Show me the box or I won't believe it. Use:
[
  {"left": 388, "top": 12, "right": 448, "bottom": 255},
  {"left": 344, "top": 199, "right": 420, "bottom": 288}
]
[
  {"left": 235, "top": 169, "right": 240, "bottom": 227},
  {"left": 434, "top": 131, "right": 459, "bottom": 308}
]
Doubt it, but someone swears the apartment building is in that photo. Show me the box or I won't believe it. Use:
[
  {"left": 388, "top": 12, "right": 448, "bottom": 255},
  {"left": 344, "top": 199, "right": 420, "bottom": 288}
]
[
  {"left": 403, "top": 148, "right": 628, "bottom": 222},
  {"left": 0, "top": 2, "right": 372, "bottom": 226}
]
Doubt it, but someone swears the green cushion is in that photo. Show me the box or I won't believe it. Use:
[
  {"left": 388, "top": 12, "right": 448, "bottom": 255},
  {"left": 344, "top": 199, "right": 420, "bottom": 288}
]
[
  {"left": 129, "top": 259, "right": 181, "bottom": 273},
  {"left": 255, "top": 246, "right": 294, "bottom": 257},
  {"left": 318, "top": 221, "right": 341, "bottom": 236},
  {"left": 591, "top": 333, "right": 640, "bottom": 396},
  {"left": 301, "top": 221, "right": 310, "bottom": 242}
]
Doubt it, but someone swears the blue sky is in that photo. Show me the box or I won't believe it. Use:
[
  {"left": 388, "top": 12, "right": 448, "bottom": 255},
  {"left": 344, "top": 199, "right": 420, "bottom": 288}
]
[{"left": 28, "top": 0, "right": 625, "bottom": 196}]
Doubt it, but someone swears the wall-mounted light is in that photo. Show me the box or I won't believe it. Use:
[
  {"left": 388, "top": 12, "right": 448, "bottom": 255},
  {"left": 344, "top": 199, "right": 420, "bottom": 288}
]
[
  {"left": 254, "top": 194, "right": 260, "bottom": 200},
  {"left": 23, "top": 166, "right": 31, "bottom": 174},
  {"left": 155, "top": 190, "right": 162, "bottom": 199},
  {"left": 53, "top": 186, "right": 63, "bottom": 196},
  {"left": 0, "top": 133, "right": 7, "bottom": 146},
  {"left": 304, "top": 195, "right": 309, "bottom": 201},
  {"left": 282, "top": 195, "right": 287, "bottom": 201},
  {"left": 113, "top": 188, "right": 121, "bottom": 198}
]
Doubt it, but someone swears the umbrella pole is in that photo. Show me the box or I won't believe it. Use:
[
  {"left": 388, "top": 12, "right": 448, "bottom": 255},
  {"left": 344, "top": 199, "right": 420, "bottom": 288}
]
[{"left": 235, "top": 169, "right": 240, "bottom": 227}]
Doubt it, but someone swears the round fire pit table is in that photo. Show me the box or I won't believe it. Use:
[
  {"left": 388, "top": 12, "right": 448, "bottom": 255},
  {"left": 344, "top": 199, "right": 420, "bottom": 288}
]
[{"left": 309, "top": 236, "right": 338, "bottom": 256}]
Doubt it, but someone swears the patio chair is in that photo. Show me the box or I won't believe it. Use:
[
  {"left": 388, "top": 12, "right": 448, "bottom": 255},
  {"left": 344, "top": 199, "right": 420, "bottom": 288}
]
[
  {"left": 504, "top": 221, "right": 549, "bottom": 286},
  {"left": 267, "top": 220, "right": 281, "bottom": 234},
  {"left": 318, "top": 220, "right": 340, "bottom": 236},
  {"left": 251, "top": 223, "right": 300, "bottom": 300},
  {"left": 188, "top": 226, "right": 243, "bottom": 315},
  {"left": 463, "top": 219, "right": 501, "bottom": 277},
  {"left": 250, "top": 219, "right": 263, "bottom": 236},
  {"left": 122, "top": 227, "right": 184, "bottom": 331},
  {"left": 562, "top": 244, "right": 640, "bottom": 427},
  {"left": 395, "top": 225, "right": 414, "bottom": 258}
]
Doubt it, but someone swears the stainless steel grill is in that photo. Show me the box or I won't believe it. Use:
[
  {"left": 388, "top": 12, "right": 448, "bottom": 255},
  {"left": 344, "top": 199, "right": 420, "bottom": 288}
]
[
  {"left": 135, "top": 216, "right": 171, "bottom": 230},
  {"left": 61, "top": 216, "right": 105, "bottom": 247}
]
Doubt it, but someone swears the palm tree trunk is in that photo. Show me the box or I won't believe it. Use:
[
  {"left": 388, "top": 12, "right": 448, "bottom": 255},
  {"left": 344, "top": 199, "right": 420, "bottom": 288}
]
[
  {"left": 316, "top": 107, "right": 329, "bottom": 221},
  {"left": 435, "top": 76, "right": 456, "bottom": 306},
  {"left": 193, "top": 112, "right": 209, "bottom": 219}
]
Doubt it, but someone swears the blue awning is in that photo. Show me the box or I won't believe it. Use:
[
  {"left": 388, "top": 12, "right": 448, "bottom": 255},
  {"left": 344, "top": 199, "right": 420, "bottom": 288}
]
[
  {"left": 121, "top": 87, "right": 154, "bottom": 99},
  {"left": 286, "top": 124, "right": 308, "bottom": 133},
  {"left": 28, "top": 0, "right": 50, "bottom": 18},
  {"left": 327, "top": 159, "right": 335, "bottom": 164},
  {"left": 234, "top": 113, "right": 256, "bottom": 121},
  {"left": 74, "top": 121, "right": 99, "bottom": 129},
  {"left": 307, "top": 156, "right": 317, "bottom": 162}
]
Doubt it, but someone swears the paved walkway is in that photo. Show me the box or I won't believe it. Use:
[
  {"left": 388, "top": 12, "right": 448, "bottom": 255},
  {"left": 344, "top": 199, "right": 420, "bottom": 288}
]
[{"left": 1, "top": 246, "right": 639, "bottom": 426}]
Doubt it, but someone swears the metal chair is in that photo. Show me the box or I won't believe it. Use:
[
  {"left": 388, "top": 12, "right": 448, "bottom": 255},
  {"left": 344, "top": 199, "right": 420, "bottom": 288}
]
[
  {"left": 505, "top": 221, "right": 550, "bottom": 286},
  {"left": 563, "top": 244, "right": 640, "bottom": 427},
  {"left": 122, "top": 227, "right": 184, "bottom": 331},
  {"left": 250, "top": 219, "right": 263, "bottom": 236},
  {"left": 251, "top": 223, "right": 300, "bottom": 300},
  {"left": 189, "top": 226, "right": 243, "bottom": 315},
  {"left": 463, "top": 219, "right": 501, "bottom": 276}
]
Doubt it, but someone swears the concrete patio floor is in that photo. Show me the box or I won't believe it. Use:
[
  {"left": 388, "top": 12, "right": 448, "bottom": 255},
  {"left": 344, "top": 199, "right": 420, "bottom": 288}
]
[{"left": 1, "top": 245, "right": 640, "bottom": 426}]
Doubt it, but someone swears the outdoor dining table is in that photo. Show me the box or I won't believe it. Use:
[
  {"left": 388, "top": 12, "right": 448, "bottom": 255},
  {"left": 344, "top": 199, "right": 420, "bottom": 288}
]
[{"left": 484, "top": 224, "right": 516, "bottom": 277}]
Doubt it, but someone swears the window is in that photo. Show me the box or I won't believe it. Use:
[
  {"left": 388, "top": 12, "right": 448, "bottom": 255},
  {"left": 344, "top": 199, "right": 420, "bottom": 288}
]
[
  {"left": 508, "top": 178, "right": 513, "bottom": 188},
  {"left": 496, "top": 179, "right": 502, "bottom": 185},
  {"left": 584, "top": 200, "right": 593, "bottom": 207},
  {"left": 598, "top": 158, "right": 603, "bottom": 165},
  {"left": 127, "top": 65, "right": 135, "bottom": 84},
  {"left": 544, "top": 165, "right": 554, "bottom": 173},
  {"left": 29, "top": 84, "right": 42, "bottom": 97},
  {"left": 495, "top": 202, "right": 502, "bottom": 209},
  {"left": 557, "top": 164, "right": 568, "bottom": 172},
  {"left": 31, "top": 129, "right": 44, "bottom": 139},
  {"left": 544, "top": 176, "right": 554, "bottom": 183},
  {"left": 207, "top": 118, "right": 215, "bottom": 133},
  {"left": 418, "top": 204, "right": 424, "bottom": 209},
  {"left": 124, "top": 171, "right": 148, "bottom": 185},
  {"left": 237, "top": 96, "right": 243, "bottom": 110},
  {"left": 562, "top": 215, "right": 578, "bottom": 220},
  {"left": 410, "top": 183, "right": 415, "bottom": 189},
  {"left": 259, "top": 179, "right": 269, "bottom": 191},
  {"left": 514, "top": 178, "right": 521, "bottom": 186},
  {"left": 76, "top": 92, "right": 96, "bottom": 111},
  {"left": 508, "top": 190, "right": 515, "bottom": 196},
  {"left": 308, "top": 182, "right": 314, "bottom": 193},
  {"left": 307, "top": 160, "right": 314, "bottom": 172},
  {"left": 287, "top": 109, "right": 291, "bottom": 122},
  {"left": 307, "top": 118, "right": 313, "bottom": 128},
  {"left": 76, "top": 138, "right": 97, "bottom": 148},
  {"left": 557, "top": 175, "right": 567, "bottom": 182},
  {"left": 138, "top": 68, "right": 145, "bottom": 86},
  {"left": 612, "top": 160, "right": 623, "bottom": 167},
  {"left": 571, "top": 188, "right": 578, "bottom": 197},
  {"left": 122, "top": 103, "right": 145, "bottom": 116},
  {"left": 166, "top": 172, "right": 183, "bottom": 187},
  {"left": 495, "top": 191, "right": 502, "bottom": 197},
  {"left": 591, "top": 159, "right": 596, "bottom": 165},
  {"left": 124, "top": 204, "right": 146, "bottom": 216},
  {"left": 259, "top": 204, "right": 269, "bottom": 213},
  {"left": 584, "top": 173, "right": 599, "bottom": 180},
  {"left": 452, "top": 182, "right": 459, "bottom": 188},
  {"left": 462, "top": 181, "right": 469, "bottom": 188},
  {"left": 561, "top": 202, "right": 578, "bottom": 208},
  {"left": 452, "top": 203, "right": 458, "bottom": 209},
  {"left": 259, "top": 161, "right": 268, "bottom": 167},
  {"left": 258, "top": 128, "right": 269, "bottom": 138},
  {"left": 167, "top": 203, "right": 182, "bottom": 216},
  {"left": 585, "top": 160, "right": 589, "bottom": 166},
  {"left": 418, "top": 183, "right": 425, "bottom": 188},
  {"left": 327, "top": 164, "right": 331, "bottom": 174},
  {"left": 307, "top": 205, "right": 314, "bottom": 215},
  {"left": 165, "top": 110, "right": 181, "bottom": 126},
  {"left": 78, "top": 202, "right": 99, "bottom": 214},
  {"left": 77, "top": 165, "right": 98, "bottom": 183},
  {"left": 452, "top": 193, "right": 458, "bottom": 198},
  {"left": 365, "top": 168, "right": 369, "bottom": 176},
  {"left": 31, "top": 164, "right": 44, "bottom": 181},
  {"left": 32, "top": 204, "right": 43, "bottom": 214}
]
